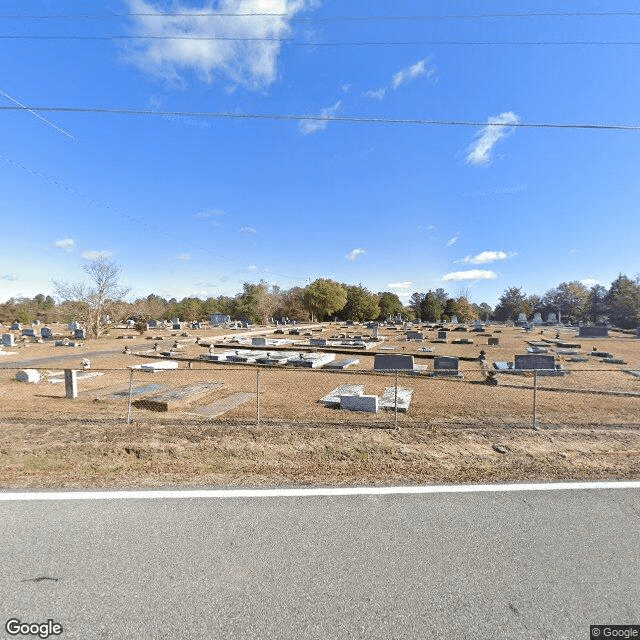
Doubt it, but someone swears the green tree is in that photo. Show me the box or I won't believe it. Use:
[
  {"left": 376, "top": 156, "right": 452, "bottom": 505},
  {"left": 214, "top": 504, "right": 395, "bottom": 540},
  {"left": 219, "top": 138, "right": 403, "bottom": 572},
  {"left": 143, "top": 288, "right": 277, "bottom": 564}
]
[
  {"left": 234, "top": 281, "right": 277, "bottom": 325},
  {"left": 377, "top": 292, "right": 404, "bottom": 319},
  {"left": 340, "top": 285, "right": 380, "bottom": 321},
  {"left": 541, "top": 281, "right": 589, "bottom": 323},
  {"left": 302, "top": 279, "right": 347, "bottom": 321},
  {"left": 605, "top": 274, "right": 640, "bottom": 329},
  {"left": 409, "top": 292, "right": 425, "bottom": 320},
  {"left": 588, "top": 284, "right": 607, "bottom": 324},
  {"left": 423, "top": 292, "right": 443, "bottom": 322},
  {"left": 494, "top": 287, "right": 528, "bottom": 322}
]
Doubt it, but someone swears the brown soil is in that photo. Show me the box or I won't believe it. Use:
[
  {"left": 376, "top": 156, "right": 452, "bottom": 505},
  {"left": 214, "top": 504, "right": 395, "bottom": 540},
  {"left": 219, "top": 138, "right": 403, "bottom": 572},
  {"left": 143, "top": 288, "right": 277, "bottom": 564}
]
[{"left": 1, "top": 322, "right": 639, "bottom": 488}]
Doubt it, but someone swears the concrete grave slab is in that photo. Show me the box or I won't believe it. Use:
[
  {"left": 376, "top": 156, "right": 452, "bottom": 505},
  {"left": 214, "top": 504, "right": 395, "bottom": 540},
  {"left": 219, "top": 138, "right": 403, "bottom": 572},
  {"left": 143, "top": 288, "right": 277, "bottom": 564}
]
[
  {"left": 323, "top": 358, "right": 360, "bottom": 370},
  {"left": 133, "top": 381, "right": 226, "bottom": 412},
  {"left": 379, "top": 387, "right": 413, "bottom": 412},
  {"left": 130, "top": 360, "right": 179, "bottom": 371},
  {"left": 321, "top": 384, "right": 365, "bottom": 406},
  {"left": 190, "top": 392, "right": 255, "bottom": 418},
  {"left": 289, "top": 353, "right": 336, "bottom": 368},
  {"left": 339, "top": 394, "right": 378, "bottom": 413}
]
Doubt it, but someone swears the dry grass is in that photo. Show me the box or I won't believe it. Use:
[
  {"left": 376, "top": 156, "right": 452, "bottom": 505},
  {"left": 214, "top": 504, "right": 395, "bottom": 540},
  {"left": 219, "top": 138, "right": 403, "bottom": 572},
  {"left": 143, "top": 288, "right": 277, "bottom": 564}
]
[
  {"left": 0, "top": 420, "right": 638, "bottom": 489},
  {"left": 1, "top": 322, "right": 639, "bottom": 488}
]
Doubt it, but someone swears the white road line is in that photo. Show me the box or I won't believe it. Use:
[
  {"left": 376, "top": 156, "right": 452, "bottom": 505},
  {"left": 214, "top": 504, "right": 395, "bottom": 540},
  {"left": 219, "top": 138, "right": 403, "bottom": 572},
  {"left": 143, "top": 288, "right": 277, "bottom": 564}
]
[{"left": 0, "top": 481, "right": 639, "bottom": 501}]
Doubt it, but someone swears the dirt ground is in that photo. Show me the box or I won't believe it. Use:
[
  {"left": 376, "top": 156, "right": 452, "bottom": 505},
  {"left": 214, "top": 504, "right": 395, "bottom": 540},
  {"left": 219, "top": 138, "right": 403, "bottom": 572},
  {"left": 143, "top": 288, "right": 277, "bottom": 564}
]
[
  {"left": 1, "top": 321, "right": 639, "bottom": 488},
  {"left": 0, "top": 420, "right": 638, "bottom": 489}
]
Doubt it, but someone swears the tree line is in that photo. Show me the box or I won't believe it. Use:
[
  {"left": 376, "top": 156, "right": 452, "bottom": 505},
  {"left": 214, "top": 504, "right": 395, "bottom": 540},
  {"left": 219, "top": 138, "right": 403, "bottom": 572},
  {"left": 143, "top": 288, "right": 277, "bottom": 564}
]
[{"left": 1, "top": 259, "right": 639, "bottom": 336}]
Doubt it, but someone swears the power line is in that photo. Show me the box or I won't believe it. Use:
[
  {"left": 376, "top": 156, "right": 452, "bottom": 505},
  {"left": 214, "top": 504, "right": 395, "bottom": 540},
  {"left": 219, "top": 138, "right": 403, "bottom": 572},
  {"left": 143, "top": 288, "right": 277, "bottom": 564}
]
[
  {"left": 1, "top": 105, "right": 639, "bottom": 131},
  {"left": 3, "top": 11, "right": 640, "bottom": 20},
  {"left": 2, "top": 35, "right": 640, "bottom": 46}
]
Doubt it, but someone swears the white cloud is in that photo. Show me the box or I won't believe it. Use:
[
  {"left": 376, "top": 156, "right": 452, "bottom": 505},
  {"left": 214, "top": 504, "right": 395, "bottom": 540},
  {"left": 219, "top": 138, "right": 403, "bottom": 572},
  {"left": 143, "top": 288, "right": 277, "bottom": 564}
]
[
  {"left": 466, "top": 111, "right": 521, "bottom": 166},
  {"left": 365, "top": 88, "right": 386, "bottom": 101},
  {"left": 177, "top": 253, "right": 191, "bottom": 261},
  {"left": 442, "top": 270, "right": 498, "bottom": 282},
  {"left": 299, "top": 100, "right": 342, "bottom": 135},
  {"left": 387, "top": 281, "right": 412, "bottom": 290},
  {"left": 458, "top": 250, "right": 516, "bottom": 265},
  {"left": 391, "top": 58, "right": 436, "bottom": 89},
  {"left": 345, "top": 248, "right": 366, "bottom": 262},
  {"left": 54, "top": 238, "right": 75, "bottom": 253},
  {"left": 0, "top": 273, "right": 18, "bottom": 282},
  {"left": 195, "top": 209, "right": 224, "bottom": 219},
  {"left": 580, "top": 278, "right": 600, "bottom": 287},
  {"left": 340, "top": 83, "right": 351, "bottom": 93},
  {"left": 246, "top": 264, "right": 258, "bottom": 272},
  {"left": 446, "top": 234, "right": 460, "bottom": 247},
  {"left": 239, "top": 226, "right": 257, "bottom": 235},
  {"left": 81, "top": 250, "right": 113, "bottom": 260},
  {"left": 366, "top": 57, "right": 436, "bottom": 100},
  {"left": 124, "top": 0, "right": 317, "bottom": 88}
]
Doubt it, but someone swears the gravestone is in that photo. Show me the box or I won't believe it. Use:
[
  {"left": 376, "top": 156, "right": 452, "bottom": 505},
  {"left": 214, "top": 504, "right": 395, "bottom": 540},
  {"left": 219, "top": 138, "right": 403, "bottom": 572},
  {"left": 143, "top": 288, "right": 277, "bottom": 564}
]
[
  {"left": 16, "top": 369, "right": 40, "bottom": 383},
  {"left": 68, "top": 321, "right": 80, "bottom": 331},
  {"left": 488, "top": 337, "right": 499, "bottom": 346},
  {"left": 64, "top": 369, "right": 78, "bottom": 399},
  {"left": 374, "top": 354, "right": 414, "bottom": 371},
  {"left": 40, "top": 327, "right": 53, "bottom": 339},
  {"left": 2, "top": 334, "right": 15, "bottom": 347},
  {"left": 533, "top": 313, "right": 543, "bottom": 325},
  {"left": 450, "top": 315, "right": 458, "bottom": 324},
  {"left": 517, "top": 313, "right": 527, "bottom": 323},
  {"left": 514, "top": 354, "right": 556, "bottom": 370},
  {"left": 547, "top": 313, "right": 557, "bottom": 324},
  {"left": 407, "top": 331, "right": 424, "bottom": 341},
  {"left": 147, "top": 319, "right": 159, "bottom": 329},
  {"left": 379, "top": 387, "right": 414, "bottom": 412},
  {"left": 310, "top": 337, "right": 328, "bottom": 347},
  {"left": 10, "top": 322, "right": 22, "bottom": 330},
  {"left": 252, "top": 337, "right": 267, "bottom": 347},
  {"left": 437, "top": 331, "right": 448, "bottom": 341},
  {"left": 323, "top": 357, "right": 359, "bottom": 370},
  {"left": 22, "top": 328, "right": 36, "bottom": 337},
  {"left": 372, "top": 327, "right": 379, "bottom": 339},
  {"left": 339, "top": 394, "right": 378, "bottom": 413},
  {"left": 74, "top": 328, "right": 86, "bottom": 339},
  {"left": 321, "top": 384, "right": 364, "bottom": 406},
  {"left": 172, "top": 323, "right": 182, "bottom": 330},
  {"left": 432, "top": 356, "right": 462, "bottom": 377},
  {"left": 578, "top": 326, "right": 609, "bottom": 338}
]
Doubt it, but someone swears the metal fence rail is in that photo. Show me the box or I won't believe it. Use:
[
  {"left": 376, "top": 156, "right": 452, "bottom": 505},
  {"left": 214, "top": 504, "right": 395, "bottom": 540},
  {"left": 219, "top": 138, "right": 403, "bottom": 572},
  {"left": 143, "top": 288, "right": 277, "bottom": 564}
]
[{"left": 1, "top": 365, "right": 638, "bottom": 429}]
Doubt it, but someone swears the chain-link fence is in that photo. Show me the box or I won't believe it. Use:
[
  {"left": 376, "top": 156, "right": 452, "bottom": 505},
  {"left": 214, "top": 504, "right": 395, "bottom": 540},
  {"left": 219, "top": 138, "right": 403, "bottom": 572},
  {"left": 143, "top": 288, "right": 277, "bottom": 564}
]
[{"left": 1, "top": 363, "right": 638, "bottom": 429}]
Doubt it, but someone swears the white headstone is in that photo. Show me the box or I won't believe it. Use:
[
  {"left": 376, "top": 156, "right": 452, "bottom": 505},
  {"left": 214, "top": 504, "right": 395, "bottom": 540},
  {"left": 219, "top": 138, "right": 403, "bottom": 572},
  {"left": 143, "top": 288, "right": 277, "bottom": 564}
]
[
  {"left": 533, "top": 313, "right": 543, "bottom": 324},
  {"left": 547, "top": 313, "right": 557, "bottom": 324},
  {"left": 16, "top": 369, "right": 41, "bottom": 383},
  {"left": 2, "top": 334, "right": 15, "bottom": 346}
]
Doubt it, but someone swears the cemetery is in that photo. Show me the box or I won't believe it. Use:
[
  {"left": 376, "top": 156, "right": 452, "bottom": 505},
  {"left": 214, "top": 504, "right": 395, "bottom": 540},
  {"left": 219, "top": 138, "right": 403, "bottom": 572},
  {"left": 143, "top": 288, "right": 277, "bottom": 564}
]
[
  {"left": 0, "top": 318, "right": 638, "bottom": 431},
  {"left": 0, "top": 316, "right": 639, "bottom": 488}
]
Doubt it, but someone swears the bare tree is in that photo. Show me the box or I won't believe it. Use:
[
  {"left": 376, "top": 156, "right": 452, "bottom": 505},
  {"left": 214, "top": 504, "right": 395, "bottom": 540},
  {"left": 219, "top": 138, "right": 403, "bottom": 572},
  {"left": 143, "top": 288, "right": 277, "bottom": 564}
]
[{"left": 53, "top": 259, "right": 130, "bottom": 338}]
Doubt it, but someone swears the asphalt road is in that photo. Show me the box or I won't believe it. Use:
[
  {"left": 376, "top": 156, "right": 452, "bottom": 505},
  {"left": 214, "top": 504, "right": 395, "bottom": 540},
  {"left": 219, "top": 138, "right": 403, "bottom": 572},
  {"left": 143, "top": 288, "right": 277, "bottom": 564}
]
[{"left": 0, "top": 486, "right": 638, "bottom": 639}]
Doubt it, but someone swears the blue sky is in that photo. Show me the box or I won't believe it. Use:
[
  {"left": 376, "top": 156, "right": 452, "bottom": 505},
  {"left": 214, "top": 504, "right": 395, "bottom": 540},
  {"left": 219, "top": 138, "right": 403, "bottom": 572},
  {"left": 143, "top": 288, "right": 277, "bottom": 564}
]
[{"left": 1, "top": 0, "right": 639, "bottom": 305}]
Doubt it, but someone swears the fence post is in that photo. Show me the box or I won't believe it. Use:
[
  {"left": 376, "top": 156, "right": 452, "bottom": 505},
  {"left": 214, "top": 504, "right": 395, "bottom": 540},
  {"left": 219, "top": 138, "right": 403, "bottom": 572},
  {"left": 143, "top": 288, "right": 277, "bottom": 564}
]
[
  {"left": 126, "top": 368, "right": 134, "bottom": 424},
  {"left": 532, "top": 370, "right": 538, "bottom": 429},
  {"left": 256, "top": 368, "right": 260, "bottom": 427},
  {"left": 394, "top": 369, "right": 399, "bottom": 430}
]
